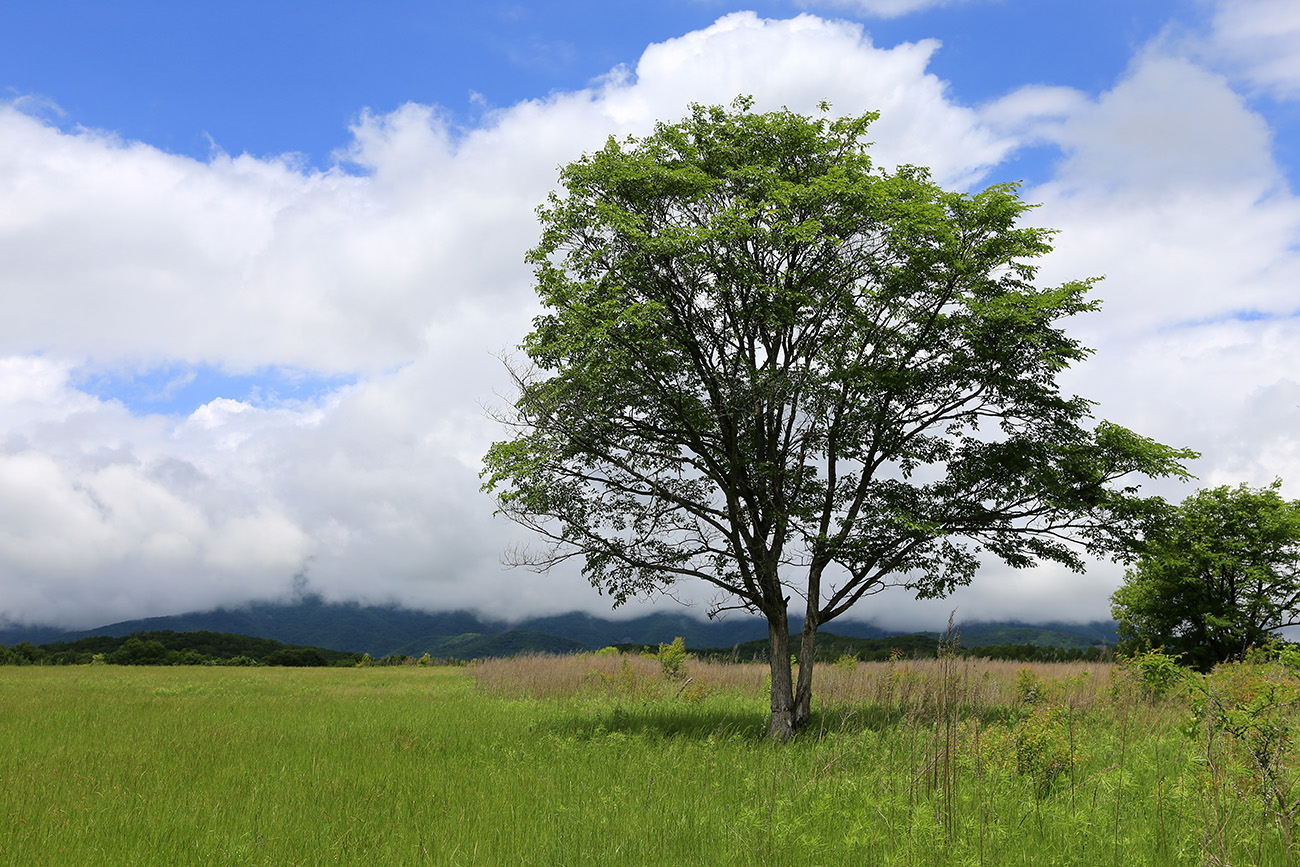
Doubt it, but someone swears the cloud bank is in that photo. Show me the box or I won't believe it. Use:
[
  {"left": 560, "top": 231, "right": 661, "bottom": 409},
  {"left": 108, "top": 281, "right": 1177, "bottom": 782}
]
[{"left": 1, "top": 11, "right": 1297, "bottom": 631}]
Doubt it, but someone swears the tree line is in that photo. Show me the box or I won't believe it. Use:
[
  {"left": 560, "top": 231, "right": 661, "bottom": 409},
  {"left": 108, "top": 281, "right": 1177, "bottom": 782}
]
[
  {"left": 0, "top": 630, "right": 361, "bottom": 667},
  {"left": 2, "top": 627, "right": 1110, "bottom": 667}
]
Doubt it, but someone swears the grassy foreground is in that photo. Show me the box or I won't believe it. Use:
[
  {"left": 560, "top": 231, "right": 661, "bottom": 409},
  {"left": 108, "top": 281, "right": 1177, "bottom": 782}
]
[{"left": 0, "top": 656, "right": 1292, "bottom": 865}]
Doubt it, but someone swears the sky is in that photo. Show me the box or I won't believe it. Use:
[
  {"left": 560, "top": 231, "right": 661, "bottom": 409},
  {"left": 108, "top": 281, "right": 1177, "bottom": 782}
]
[{"left": 1, "top": 0, "right": 1299, "bottom": 632}]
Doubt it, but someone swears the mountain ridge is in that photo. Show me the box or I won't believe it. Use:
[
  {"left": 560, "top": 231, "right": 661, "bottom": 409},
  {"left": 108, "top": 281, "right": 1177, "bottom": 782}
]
[{"left": 1, "top": 597, "right": 1117, "bottom": 658}]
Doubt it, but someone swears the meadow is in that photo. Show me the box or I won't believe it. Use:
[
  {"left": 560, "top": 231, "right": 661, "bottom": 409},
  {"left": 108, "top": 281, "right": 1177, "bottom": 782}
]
[{"left": 1, "top": 651, "right": 1295, "bottom": 866}]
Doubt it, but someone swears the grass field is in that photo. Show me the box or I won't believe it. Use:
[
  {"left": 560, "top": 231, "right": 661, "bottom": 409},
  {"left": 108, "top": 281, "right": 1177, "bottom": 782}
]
[{"left": 1, "top": 654, "right": 1294, "bottom": 865}]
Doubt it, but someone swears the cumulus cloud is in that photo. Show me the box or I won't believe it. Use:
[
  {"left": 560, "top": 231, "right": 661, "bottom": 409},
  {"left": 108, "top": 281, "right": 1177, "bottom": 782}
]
[
  {"left": 0, "top": 12, "right": 1017, "bottom": 630},
  {"left": 984, "top": 45, "right": 1300, "bottom": 524},
  {"left": 0, "top": 11, "right": 1297, "bottom": 632},
  {"left": 1202, "top": 0, "right": 1300, "bottom": 98},
  {"left": 988, "top": 52, "right": 1298, "bottom": 335}
]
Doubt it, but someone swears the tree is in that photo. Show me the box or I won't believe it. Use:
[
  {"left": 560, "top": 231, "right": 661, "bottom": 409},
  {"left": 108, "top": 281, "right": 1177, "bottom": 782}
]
[
  {"left": 108, "top": 636, "right": 170, "bottom": 665},
  {"left": 1111, "top": 481, "right": 1300, "bottom": 671},
  {"left": 482, "top": 99, "right": 1196, "bottom": 738}
]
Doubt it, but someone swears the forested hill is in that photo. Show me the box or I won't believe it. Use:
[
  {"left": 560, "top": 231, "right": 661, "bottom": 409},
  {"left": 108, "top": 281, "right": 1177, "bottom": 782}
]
[
  {"left": 0, "top": 597, "right": 1117, "bottom": 659},
  {"left": 1, "top": 630, "right": 360, "bottom": 666}
]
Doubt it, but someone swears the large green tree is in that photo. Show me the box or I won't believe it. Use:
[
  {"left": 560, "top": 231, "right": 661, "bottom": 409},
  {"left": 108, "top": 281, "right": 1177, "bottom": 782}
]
[
  {"left": 482, "top": 99, "right": 1195, "bottom": 738},
  {"left": 1111, "top": 481, "right": 1300, "bottom": 671}
]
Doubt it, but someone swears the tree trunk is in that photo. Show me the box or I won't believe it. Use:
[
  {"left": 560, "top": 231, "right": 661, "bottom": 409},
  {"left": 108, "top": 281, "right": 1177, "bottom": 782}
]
[
  {"left": 794, "top": 614, "right": 819, "bottom": 727},
  {"left": 766, "top": 611, "right": 797, "bottom": 740}
]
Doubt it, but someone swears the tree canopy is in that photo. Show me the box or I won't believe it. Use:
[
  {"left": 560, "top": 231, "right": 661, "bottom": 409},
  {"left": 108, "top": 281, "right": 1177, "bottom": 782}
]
[
  {"left": 1111, "top": 481, "right": 1300, "bottom": 671},
  {"left": 482, "top": 98, "right": 1196, "bottom": 737}
]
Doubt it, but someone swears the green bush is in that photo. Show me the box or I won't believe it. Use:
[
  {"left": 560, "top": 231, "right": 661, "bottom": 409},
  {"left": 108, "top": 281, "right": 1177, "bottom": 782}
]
[
  {"left": 1014, "top": 667, "right": 1048, "bottom": 705},
  {"left": 1190, "top": 657, "right": 1300, "bottom": 833},
  {"left": 656, "top": 637, "right": 691, "bottom": 680},
  {"left": 1118, "top": 646, "right": 1188, "bottom": 701},
  {"left": 1014, "top": 705, "right": 1078, "bottom": 797}
]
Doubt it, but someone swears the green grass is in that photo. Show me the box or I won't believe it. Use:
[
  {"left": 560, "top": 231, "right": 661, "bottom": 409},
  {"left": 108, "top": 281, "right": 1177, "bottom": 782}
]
[{"left": 0, "top": 661, "right": 1293, "bottom": 865}]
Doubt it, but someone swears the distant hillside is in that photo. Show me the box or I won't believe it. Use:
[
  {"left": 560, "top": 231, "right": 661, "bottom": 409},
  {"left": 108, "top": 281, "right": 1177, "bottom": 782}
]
[
  {"left": 0, "top": 597, "right": 1116, "bottom": 659},
  {"left": 940, "top": 621, "right": 1117, "bottom": 650}
]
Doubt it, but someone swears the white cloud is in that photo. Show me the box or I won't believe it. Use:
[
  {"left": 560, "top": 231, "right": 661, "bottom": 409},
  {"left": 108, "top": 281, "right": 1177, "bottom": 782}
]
[
  {"left": 799, "top": 0, "right": 976, "bottom": 19},
  {"left": 985, "top": 51, "right": 1299, "bottom": 340},
  {"left": 0, "top": 12, "right": 1015, "bottom": 630},
  {"left": 0, "top": 11, "right": 1298, "bottom": 634},
  {"left": 1202, "top": 0, "right": 1300, "bottom": 98},
  {"left": 990, "top": 48, "right": 1300, "bottom": 522}
]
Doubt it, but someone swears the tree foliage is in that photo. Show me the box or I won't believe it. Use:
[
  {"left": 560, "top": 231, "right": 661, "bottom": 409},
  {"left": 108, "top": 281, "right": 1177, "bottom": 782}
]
[
  {"left": 1112, "top": 481, "right": 1300, "bottom": 671},
  {"left": 0, "top": 630, "right": 360, "bottom": 666},
  {"left": 482, "top": 98, "right": 1195, "bottom": 737}
]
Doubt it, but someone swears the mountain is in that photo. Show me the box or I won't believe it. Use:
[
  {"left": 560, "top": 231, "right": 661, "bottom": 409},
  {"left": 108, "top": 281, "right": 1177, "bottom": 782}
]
[
  {"left": 957, "top": 623, "right": 1114, "bottom": 650},
  {"left": 1, "top": 597, "right": 1117, "bottom": 659}
]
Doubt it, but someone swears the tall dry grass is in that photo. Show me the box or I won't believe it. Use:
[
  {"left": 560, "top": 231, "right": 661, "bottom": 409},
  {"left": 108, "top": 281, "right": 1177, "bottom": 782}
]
[{"left": 472, "top": 649, "right": 1114, "bottom": 712}]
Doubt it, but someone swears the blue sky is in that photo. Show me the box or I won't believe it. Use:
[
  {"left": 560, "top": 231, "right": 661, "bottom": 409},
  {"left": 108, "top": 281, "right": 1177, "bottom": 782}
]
[
  {"left": 1, "top": 0, "right": 1299, "bottom": 630},
  {"left": 4, "top": 1, "right": 1200, "bottom": 166}
]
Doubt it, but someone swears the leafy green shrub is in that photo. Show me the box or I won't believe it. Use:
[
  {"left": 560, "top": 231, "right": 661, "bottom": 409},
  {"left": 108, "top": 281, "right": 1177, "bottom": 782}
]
[
  {"left": 965, "top": 705, "right": 1079, "bottom": 798},
  {"left": 1014, "top": 705, "right": 1078, "bottom": 796},
  {"left": 1190, "top": 657, "right": 1300, "bottom": 834},
  {"left": 222, "top": 655, "right": 261, "bottom": 666},
  {"left": 264, "top": 648, "right": 329, "bottom": 667},
  {"left": 416, "top": 653, "right": 433, "bottom": 667},
  {"left": 656, "top": 637, "right": 691, "bottom": 680},
  {"left": 597, "top": 657, "right": 652, "bottom": 697},
  {"left": 1014, "top": 667, "right": 1047, "bottom": 705},
  {"left": 1118, "top": 646, "right": 1188, "bottom": 701}
]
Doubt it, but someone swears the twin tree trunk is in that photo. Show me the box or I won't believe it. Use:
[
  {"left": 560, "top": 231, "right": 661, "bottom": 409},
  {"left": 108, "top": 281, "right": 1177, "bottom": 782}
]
[{"left": 765, "top": 601, "right": 820, "bottom": 740}]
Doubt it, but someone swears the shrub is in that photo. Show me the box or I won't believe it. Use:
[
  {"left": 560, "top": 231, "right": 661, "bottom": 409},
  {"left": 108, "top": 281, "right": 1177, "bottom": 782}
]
[
  {"left": 1191, "top": 657, "right": 1300, "bottom": 835},
  {"left": 264, "top": 648, "right": 329, "bottom": 667},
  {"left": 656, "top": 637, "right": 692, "bottom": 680},
  {"left": 1117, "top": 646, "right": 1188, "bottom": 701},
  {"left": 222, "top": 655, "right": 262, "bottom": 667},
  {"left": 1014, "top": 705, "right": 1078, "bottom": 796},
  {"left": 1014, "top": 667, "right": 1048, "bottom": 705},
  {"left": 965, "top": 704, "right": 1079, "bottom": 798}
]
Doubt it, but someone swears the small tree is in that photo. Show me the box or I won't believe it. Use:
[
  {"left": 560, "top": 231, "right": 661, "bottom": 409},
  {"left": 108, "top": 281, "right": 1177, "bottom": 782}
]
[
  {"left": 1112, "top": 481, "right": 1300, "bottom": 671},
  {"left": 657, "top": 636, "right": 692, "bottom": 679},
  {"left": 483, "top": 99, "right": 1195, "bottom": 738}
]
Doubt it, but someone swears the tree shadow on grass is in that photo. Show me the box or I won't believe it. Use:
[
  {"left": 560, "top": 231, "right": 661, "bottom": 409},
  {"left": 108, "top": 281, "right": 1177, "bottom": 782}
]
[
  {"left": 810, "top": 702, "right": 1025, "bottom": 734},
  {"left": 535, "top": 699, "right": 1023, "bottom": 743},
  {"left": 537, "top": 702, "right": 768, "bottom": 741}
]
